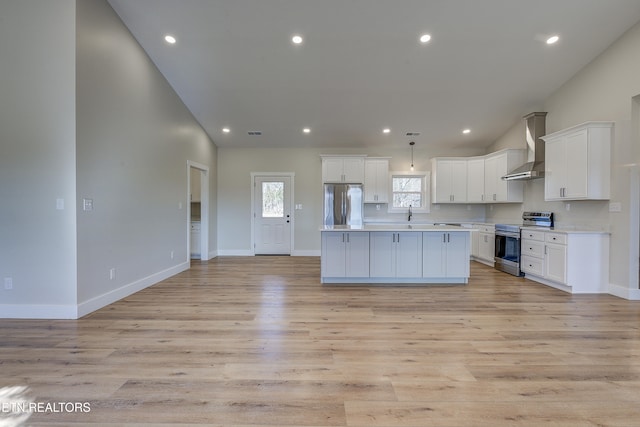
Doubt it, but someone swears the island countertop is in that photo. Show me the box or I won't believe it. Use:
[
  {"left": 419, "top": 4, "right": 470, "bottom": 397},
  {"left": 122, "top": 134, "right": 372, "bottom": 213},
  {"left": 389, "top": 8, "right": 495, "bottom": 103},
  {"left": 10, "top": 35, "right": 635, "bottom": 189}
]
[{"left": 320, "top": 224, "right": 472, "bottom": 232}]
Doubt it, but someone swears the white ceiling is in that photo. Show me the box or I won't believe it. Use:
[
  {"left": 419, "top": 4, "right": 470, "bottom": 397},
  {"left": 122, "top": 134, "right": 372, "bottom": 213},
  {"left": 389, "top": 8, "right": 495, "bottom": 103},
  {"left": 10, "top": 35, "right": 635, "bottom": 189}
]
[{"left": 107, "top": 0, "right": 640, "bottom": 151}]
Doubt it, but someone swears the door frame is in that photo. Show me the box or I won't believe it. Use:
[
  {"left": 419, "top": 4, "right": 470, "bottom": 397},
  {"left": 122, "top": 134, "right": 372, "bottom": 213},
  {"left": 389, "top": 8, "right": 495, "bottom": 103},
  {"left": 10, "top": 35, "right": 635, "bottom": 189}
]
[
  {"left": 187, "top": 160, "right": 210, "bottom": 261},
  {"left": 250, "top": 172, "right": 295, "bottom": 255}
]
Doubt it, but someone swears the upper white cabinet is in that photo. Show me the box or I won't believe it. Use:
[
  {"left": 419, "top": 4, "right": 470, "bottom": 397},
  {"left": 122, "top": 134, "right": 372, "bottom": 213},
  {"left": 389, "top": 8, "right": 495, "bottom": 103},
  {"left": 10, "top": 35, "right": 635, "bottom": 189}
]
[
  {"left": 466, "top": 157, "right": 485, "bottom": 203},
  {"left": 542, "top": 122, "right": 613, "bottom": 201},
  {"left": 483, "top": 149, "right": 525, "bottom": 203},
  {"left": 321, "top": 155, "right": 365, "bottom": 183},
  {"left": 431, "top": 149, "right": 524, "bottom": 204},
  {"left": 431, "top": 158, "right": 467, "bottom": 203},
  {"left": 364, "top": 158, "right": 389, "bottom": 203}
]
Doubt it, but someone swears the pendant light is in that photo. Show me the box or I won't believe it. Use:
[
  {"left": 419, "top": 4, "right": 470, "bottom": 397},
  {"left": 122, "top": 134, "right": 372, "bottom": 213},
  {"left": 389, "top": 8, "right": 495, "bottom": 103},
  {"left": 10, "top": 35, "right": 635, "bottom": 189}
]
[{"left": 409, "top": 141, "right": 415, "bottom": 171}]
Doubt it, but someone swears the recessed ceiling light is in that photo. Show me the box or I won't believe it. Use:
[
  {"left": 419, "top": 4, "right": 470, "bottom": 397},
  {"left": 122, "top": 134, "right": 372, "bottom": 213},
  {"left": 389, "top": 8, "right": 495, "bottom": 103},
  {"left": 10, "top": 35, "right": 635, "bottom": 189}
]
[
  {"left": 303, "top": 128, "right": 311, "bottom": 134},
  {"left": 546, "top": 35, "right": 560, "bottom": 45},
  {"left": 383, "top": 128, "right": 391, "bottom": 134},
  {"left": 462, "top": 129, "right": 471, "bottom": 134},
  {"left": 292, "top": 35, "right": 303, "bottom": 44},
  {"left": 164, "top": 35, "right": 176, "bottom": 44},
  {"left": 222, "top": 127, "right": 230, "bottom": 133},
  {"left": 419, "top": 34, "right": 431, "bottom": 43}
]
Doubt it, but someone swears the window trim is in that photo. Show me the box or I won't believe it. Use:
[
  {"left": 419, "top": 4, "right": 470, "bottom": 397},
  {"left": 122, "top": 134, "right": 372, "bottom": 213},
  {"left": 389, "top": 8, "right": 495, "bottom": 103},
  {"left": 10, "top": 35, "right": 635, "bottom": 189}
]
[{"left": 388, "top": 171, "right": 430, "bottom": 213}]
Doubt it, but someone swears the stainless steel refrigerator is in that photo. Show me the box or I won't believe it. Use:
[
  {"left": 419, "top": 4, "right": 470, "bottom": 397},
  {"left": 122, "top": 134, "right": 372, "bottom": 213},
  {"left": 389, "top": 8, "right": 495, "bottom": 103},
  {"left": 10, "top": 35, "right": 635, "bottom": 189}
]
[{"left": 323, "top": 183, "right": 363, "bottom": 226}]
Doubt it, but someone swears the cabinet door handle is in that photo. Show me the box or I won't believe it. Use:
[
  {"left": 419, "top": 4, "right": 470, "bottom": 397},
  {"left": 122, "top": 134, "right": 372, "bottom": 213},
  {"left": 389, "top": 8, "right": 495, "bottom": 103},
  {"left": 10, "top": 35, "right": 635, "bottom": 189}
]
[
  {"left": 397, "top": 233, "right": 400, "bottom": 243},
  {"left": 443, "top": 233, "right": 446, "bottom": 243},
  {"left": 447, "top": 233, "right": 450, "bottom": 243},
  {"left": 393, "top": 233, "right": 395, "bottom": 243}
]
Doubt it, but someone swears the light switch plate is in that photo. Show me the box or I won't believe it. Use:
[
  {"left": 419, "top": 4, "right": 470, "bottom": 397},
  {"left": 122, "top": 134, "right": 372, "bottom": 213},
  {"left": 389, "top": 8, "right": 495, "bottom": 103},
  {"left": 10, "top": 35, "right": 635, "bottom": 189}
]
[
  {"left": 609, "top": 202, "right": 622, "bottom": 212},
  {"left": 56, "top": 198, "right": 64, "bottom": 210},
  {"left": 83, "top": 198, "right": 93, "bottom": 211}
]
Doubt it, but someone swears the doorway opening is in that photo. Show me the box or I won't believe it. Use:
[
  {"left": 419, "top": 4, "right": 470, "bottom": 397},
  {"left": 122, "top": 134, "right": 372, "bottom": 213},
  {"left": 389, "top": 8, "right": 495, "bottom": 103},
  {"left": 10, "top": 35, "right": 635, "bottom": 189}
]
[
  {"left": 188, "top": 161, "right": 209, "bottom": 261},
  {"left": 251, "top": 173, "right": 294, "bottom": 255}
]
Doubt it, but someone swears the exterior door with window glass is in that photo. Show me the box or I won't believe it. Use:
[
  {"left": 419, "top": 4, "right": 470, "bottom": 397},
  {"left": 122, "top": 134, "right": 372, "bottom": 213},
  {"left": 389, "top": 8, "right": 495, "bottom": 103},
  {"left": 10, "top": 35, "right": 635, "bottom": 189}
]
[{"left": 254, "top": 176, "right": 291, "bottom": 254}]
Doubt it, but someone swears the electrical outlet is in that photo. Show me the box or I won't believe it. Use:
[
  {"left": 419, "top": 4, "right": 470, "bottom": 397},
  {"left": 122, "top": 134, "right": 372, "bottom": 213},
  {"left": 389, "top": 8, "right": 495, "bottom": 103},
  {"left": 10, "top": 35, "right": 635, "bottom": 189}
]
[
  {"left": 565, "top": 203, "right": 571, "bottom": 211},
  {"left": 609, "top": 202, "right": 622, "bottom": 212},
  {"left": 170, "top": 251, "right": 174, "bottom": 259},
  {"left": 56, "top": 198, "right": 64, "bottom": 210},
  {"left": 83, "top": 198, "right": 93, "bottom": 211},
  {"left": 4, "top": 277, "right": 13, "bottom": 290},
  {"left": 376, "top": 204, "right": 380, "bottom": 210},
  {"left": 109, "top": 268, "right": 116, "bottom": 280}
]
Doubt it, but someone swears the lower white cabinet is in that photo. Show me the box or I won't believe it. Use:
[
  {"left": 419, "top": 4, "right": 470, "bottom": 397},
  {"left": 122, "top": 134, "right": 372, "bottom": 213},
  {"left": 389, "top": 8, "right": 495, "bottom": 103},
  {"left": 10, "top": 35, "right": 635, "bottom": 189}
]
[
  {"left": 370, "top": 232, "right": 422, "bottom": 278},
  {"left": 423, "top": 232, "right": 469, "bottom": 279},
  {"left": 190, "top": 222, "right": 201, "bottom": 259},
  {"left": 471, "top": 224, "right": 495, "bottom": 266},
  {"left": 321, "top": 229, "right": 471, "bottom": 284},
  {"left": 521, "top": 230, "right": 608, "bottom": 293},
  {"left": 321, "top": 232, "right": 370, "bottom": 278}
]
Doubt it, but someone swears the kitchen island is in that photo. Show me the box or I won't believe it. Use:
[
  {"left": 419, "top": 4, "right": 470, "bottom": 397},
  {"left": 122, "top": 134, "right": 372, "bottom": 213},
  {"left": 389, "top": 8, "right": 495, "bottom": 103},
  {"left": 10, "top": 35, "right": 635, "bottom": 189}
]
[{"left": 320, "top": 224, "right": 471, "bottom": 284}]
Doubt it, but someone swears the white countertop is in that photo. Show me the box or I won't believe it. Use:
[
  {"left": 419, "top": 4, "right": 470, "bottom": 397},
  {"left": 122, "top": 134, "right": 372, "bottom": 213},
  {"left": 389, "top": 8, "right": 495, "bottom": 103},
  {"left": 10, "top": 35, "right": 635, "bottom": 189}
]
[
  {"left": 320, "top": 224, "right": 472, "bottom": 232},
  {"left": 521, "top": 225, "right": 610, "bottom": 235}
]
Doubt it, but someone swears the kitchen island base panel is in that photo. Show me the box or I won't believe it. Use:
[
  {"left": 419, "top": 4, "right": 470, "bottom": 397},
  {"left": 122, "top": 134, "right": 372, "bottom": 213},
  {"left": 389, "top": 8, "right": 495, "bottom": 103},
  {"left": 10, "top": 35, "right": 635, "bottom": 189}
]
[{"left": 321, "top": 277, "right": 468, "bottom": 285}]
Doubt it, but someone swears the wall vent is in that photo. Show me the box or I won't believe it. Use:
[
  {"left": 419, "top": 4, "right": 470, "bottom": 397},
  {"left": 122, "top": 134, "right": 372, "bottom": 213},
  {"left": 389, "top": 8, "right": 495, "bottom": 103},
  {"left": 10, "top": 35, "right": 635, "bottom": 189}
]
[
  {"left": 248, "top": 131, "right": 262, "bottom": 136},
  {"left": 405, "top": 132, "right": 421, "bottom": 136}
]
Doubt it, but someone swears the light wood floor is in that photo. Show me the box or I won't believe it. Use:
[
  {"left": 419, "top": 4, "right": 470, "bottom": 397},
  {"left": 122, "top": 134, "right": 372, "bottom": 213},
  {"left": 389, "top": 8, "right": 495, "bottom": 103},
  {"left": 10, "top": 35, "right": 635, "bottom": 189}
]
[{"left": 2, "top": 257, "right": 640, "bottom": 426}]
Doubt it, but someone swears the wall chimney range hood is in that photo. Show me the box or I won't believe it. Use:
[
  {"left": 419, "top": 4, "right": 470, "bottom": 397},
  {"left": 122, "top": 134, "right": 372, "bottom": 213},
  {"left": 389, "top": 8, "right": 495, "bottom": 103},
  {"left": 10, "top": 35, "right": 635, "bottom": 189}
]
[{"left": 502, "top": 112, "right": 547, "bottom": 181}]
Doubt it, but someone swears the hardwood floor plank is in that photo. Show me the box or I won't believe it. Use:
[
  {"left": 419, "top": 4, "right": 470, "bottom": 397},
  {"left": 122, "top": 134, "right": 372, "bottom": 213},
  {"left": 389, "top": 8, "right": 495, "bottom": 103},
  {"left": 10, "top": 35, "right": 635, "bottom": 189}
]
[{"left": 2, "top": 257, "right": 640, "bottom": 426}]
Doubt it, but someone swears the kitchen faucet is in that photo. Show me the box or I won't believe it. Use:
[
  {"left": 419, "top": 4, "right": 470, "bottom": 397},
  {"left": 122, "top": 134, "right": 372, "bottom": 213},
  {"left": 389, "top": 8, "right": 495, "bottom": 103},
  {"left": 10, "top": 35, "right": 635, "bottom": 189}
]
[{"left": 408, "top": 205, "right": 412, "bottom": 222}]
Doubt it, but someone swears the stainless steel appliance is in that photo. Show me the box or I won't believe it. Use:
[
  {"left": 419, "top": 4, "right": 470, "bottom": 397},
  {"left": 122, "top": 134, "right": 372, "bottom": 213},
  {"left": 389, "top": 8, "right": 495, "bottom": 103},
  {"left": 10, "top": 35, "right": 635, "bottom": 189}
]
[
  {"left": 323, "top": 183, "right": 363, "bottom": 226},
  {"left": 494, "top": 211, "right": 554, "bottom": 276},
  {"left": 494, "top": 223, "right": 523, "bottom": 276}
]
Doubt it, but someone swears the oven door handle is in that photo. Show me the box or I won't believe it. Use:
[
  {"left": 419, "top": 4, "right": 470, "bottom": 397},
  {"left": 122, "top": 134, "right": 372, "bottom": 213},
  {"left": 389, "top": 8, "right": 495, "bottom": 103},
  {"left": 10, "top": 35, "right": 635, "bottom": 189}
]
[{"left": 495, "top": 231, "right": 521, "bottom": 239}]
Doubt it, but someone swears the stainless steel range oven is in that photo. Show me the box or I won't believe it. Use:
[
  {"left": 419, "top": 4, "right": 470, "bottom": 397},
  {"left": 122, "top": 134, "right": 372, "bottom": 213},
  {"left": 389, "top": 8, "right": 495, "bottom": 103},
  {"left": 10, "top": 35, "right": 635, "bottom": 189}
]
[
  {"left": 494, "top": 212, "right": 554, "bottom": 277},
  {"left": 494, "top": 223, "right": 522, "bottom": 276}
]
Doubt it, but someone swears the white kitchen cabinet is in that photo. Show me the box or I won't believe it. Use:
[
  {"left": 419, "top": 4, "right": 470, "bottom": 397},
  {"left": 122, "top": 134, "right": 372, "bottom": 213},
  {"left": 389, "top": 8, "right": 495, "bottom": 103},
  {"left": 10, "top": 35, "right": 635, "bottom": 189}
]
[
  {"left": 471, "top": 224, "right": 494, "bottom": 266},
  {"left": 364, "top": 158, "right": 389, "bottom": 203},
  {"left": 521, "top": 230, "right": 608, "bottom": 294},
  {"left": 370, "top": 231, "right": 422, "bottom": 278},
  {"left": 478, "top": 231, "right": 495, "bottom": 265},
  {"left": 321, "top": 155, "right": 366, "bottom": 183},
  {"left": 321, "top": 231, "right": 370, "bottom": 278},
  {"left": 431, "top": 158, "right": 467, "bottom": 203},
  {"left": 484, "top": 149, "right": 525, "bottom": 203},
  {"left": 545, "top": 242, "right": 567, "bottom": 284},
  {"left": 190, "top": 222, "right": 201, "bottom": 259},
  {"left": 542, "top": 122, "right": 613, "bottom": 201},
  {"left": 466, "top": 157, "right": 485, "bottom": 203},
  {"left": 423, "top": 231, "right": 469, "bottom": 278}
]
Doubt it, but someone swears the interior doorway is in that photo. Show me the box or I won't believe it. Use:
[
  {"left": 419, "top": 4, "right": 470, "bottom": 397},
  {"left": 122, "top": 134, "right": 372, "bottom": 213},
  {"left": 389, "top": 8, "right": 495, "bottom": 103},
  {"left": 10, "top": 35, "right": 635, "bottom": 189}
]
[
  {"left": 252, "top": 173, "right": 294, "bottom": 255},
  {"left": 188, "top": 161, "right": 209, "bottom": 261}
]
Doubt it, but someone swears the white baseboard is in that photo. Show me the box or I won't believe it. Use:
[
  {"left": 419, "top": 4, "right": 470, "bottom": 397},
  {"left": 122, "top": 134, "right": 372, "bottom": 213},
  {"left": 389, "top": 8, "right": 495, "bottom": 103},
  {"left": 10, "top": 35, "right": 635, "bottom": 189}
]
[
  {"left": 292, "top": 250, "right": 321, "bottom": 256},
  {"left": 76, "top": 261, "right": 190, "bottom": 318},
  {"left": 208, "top": 250, "right": 218, "bottom": 259},
  {"left": 217, "top": 249, "right": 254, "bottom": 256},
  {"left": 0, "top": 304, "right": 79, "bottom": 320},
  {"left": 608, "top": 283, "right": 640, "bottom": 300}
]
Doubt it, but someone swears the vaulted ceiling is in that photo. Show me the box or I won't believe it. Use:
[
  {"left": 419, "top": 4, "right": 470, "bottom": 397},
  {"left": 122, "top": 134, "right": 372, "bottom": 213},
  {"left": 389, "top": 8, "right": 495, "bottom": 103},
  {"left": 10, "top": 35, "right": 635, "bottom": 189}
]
[{"left": 107, "top": 0, "right": 640, "bottom": 151}]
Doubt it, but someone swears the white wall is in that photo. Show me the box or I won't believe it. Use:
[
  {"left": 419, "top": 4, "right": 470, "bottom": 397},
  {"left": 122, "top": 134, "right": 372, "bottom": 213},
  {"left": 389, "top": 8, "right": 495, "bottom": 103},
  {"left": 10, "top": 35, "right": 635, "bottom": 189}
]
[
  {"left": 0, "top": 1, "right": 78, "bottom": 317},
  {"left": 488, "top": 21, "right": 640, "bottom": 296},
  {"left": 217, "top": 145, "right": 486, "bottom": 255},
  {"left": 75, "top": 0, "right": 217, "bottom": 313}
]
